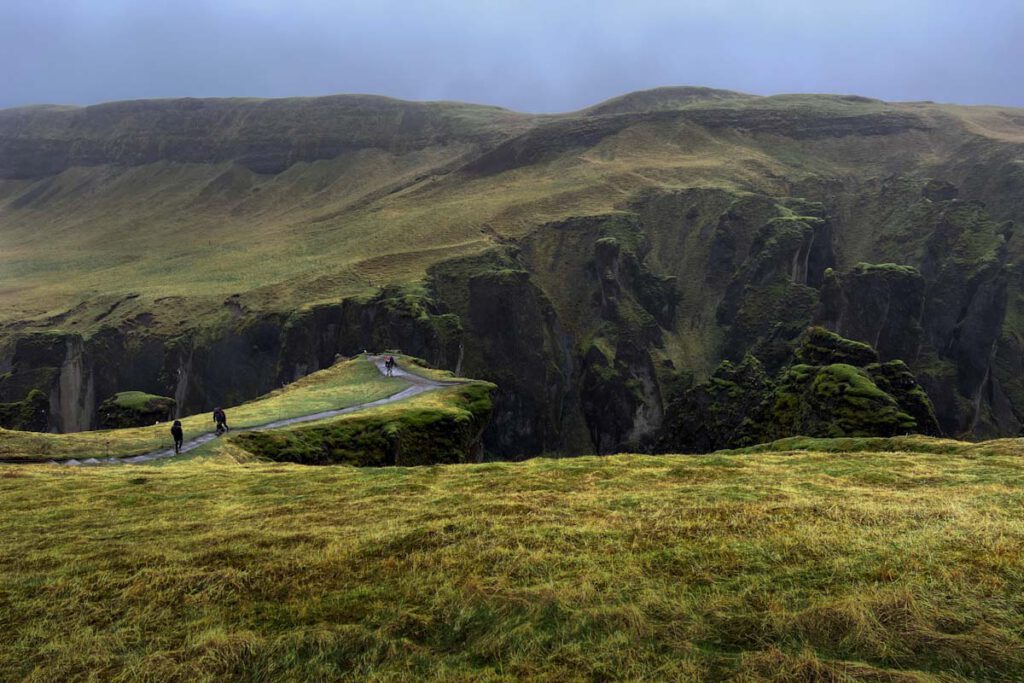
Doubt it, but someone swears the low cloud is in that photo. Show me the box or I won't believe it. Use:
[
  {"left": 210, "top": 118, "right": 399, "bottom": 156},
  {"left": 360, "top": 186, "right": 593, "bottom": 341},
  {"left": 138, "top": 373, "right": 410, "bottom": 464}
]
[{"left": 1, "top": 0, "right": 1021, "bottom": 111}]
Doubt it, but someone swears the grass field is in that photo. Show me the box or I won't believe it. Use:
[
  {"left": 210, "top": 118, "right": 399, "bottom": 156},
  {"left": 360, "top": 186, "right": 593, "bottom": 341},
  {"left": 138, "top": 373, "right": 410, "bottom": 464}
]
[
  {"left": 0, "top": 356, "right": 406, "bottom": 462},
  {"left": 2, "top": 439, "right": 1024, "bottom": 680}
]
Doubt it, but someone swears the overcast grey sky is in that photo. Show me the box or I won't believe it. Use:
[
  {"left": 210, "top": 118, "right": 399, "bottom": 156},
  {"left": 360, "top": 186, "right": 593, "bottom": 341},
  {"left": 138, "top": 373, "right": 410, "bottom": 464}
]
[{"left": 1, "top": 0, "right": 1022, "bottom": 112}]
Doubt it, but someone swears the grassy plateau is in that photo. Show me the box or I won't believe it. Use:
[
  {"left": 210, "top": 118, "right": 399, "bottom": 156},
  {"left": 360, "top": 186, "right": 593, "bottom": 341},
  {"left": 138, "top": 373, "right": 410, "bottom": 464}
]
[{"left": 3, "top": 438, "right": 1024, "bottom": 680}]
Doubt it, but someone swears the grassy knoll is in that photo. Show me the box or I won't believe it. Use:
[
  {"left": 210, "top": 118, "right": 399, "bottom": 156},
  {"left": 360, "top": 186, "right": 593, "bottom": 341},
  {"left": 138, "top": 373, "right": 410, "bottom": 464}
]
[
  {"left": 0, "top": 356, "right": 405, "bottom": 462},
  {"left": 3, "top": 443, "right": 1024, "bottom": 680}
]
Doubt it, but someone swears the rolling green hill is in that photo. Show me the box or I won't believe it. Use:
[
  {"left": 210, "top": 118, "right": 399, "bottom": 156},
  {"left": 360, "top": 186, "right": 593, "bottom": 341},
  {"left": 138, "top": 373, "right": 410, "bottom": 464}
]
[{"left": 2, "top": 87, "right": 1024, "bottom": 455}]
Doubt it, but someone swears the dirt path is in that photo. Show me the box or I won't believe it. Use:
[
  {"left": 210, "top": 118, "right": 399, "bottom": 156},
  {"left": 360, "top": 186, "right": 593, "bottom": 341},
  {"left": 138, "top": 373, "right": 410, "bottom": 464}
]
[{"left": 58, "top": 357, "right": 454, "bottom": 466}]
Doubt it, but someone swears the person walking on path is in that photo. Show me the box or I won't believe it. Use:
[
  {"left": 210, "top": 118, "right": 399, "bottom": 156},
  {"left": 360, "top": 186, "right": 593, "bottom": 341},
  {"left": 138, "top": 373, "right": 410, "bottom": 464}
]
[
  {"left": 385, "top": 355, "right": 396, "bottom": 376},
  {"left": 213, "top": 407, "right": 229, "bottom": 435},
  {"left": 170, "top": 420, "right": 184, "bottom": 454}
]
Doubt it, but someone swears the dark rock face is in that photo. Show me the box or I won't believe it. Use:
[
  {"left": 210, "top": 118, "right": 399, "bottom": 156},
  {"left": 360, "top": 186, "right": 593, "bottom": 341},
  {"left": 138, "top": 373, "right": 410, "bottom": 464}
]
[
  {"left": 277, "top": 287, "right": 462, "bottom": 384},
  {"left": 818, "top": 264, "right": 925, "bottom": 363},
  {"left": 656, "top": 355, "right": 773, "bottom": 453},
  {"left": 427, "top": 251, "right": 580, "bottom": 456},
  {"left": 809, "top": 194, "right": 1014, "bottom": 437}
]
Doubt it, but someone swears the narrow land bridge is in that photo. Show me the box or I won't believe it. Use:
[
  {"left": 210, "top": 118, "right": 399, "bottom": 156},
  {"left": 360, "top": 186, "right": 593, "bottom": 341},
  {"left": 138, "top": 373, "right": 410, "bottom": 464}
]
[{"left": 51, "top": 357, "right": 454, "bottom": 466}]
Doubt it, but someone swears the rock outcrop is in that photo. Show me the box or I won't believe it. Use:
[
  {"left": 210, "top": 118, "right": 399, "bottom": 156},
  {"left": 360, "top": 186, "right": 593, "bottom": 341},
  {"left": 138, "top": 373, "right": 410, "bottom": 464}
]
[{"left": 657, "top": 328, "right": 940, "bottom": 453}]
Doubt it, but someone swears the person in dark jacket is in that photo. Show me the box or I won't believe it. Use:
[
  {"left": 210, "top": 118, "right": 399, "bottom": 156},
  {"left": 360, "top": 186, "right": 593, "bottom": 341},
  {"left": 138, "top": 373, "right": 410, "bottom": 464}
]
[
  {"left": 171, "top": 420, "right": 184, "bottom": 454},
  {"left": 213, "top": 407, "right": 229, "bottom": 435}
]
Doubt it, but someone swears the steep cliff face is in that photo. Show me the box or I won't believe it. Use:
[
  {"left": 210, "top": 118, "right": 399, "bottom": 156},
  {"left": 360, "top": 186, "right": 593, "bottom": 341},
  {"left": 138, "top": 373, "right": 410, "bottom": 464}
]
[{"left": 1, "top": 179, "right": 1017, "bottom": 453}]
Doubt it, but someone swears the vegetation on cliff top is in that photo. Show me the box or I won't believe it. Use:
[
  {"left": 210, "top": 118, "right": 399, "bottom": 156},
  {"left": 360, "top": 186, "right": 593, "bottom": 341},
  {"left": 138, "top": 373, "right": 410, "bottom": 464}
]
[
  {"left": 0, "top": 356, "right": 405, "bottom": 462},
  {"left": 3, "top": 439, "right": 1024, "bottom": 680},
  {"left": 232, "top": 381, "right": 494, "bottom": 466},
  {"left": 97, "top": 390, "right": 177, "bottom": 429}
]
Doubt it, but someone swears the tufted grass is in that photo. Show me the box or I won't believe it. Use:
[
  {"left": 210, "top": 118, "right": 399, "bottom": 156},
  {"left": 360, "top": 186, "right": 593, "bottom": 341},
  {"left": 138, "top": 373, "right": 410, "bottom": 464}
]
[{"left": 2, "top": 442, "right": 1024, "bottom": 680}]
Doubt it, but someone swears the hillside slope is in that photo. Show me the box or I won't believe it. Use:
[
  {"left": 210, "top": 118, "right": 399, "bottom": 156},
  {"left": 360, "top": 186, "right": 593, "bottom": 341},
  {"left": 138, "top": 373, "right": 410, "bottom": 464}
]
[
  {"left": 3, "top": 440, "right": 1024, "bottom": 680},
  {"left": 2, "top": 88, "right": 1024, "bottom": 453}
]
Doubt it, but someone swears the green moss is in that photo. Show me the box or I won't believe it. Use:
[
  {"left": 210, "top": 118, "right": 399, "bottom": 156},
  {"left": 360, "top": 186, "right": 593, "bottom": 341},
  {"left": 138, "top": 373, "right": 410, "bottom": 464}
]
[
  {"left": 98, "top": 391, "right": 176, "bottom": 429},
  {"left": 850, "top": 262, "right": 920, "bottom": 276},
  {"left": 0, "top": 389, "right": 48, "bottom": 432},
  {"left": 662, "top": 329, "right": 939, "bottom": 452},
  {"left": 106, "top": 391, "right": 173, "bottom": 412},
  {"left": 794, "top": 327, "right": 878, "bottom": 366},
  {"left": 769, "top": 363, "right": 915, "bottom": 439}
]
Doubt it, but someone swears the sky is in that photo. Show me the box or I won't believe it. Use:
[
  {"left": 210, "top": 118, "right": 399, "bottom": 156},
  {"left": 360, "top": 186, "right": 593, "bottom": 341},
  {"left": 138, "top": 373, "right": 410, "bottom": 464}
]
[{"left": 1, "top": 0, "right": 1022, "bottom": 112}]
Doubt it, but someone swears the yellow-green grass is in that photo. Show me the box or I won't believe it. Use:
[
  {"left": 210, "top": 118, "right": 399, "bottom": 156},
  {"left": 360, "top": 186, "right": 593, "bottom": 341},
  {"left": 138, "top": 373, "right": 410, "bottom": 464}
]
[
  {"left": 0, "top": 356, "right": 406, "bottom": 462},
  {"left": 3, "top": 443, "right": 1024, "bottom": 680}
]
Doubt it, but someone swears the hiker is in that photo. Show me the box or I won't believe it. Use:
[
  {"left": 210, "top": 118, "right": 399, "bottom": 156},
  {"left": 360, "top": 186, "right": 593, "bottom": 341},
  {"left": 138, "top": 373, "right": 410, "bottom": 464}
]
[
  {"left": 170, "top": 420, "right": 184, "bottom": 454},
  {"left": 385, "top": 355, "right": 396, "bottom": 376},
  {"left": 213, "top": 407, "right": 229, "bottom": 435}
]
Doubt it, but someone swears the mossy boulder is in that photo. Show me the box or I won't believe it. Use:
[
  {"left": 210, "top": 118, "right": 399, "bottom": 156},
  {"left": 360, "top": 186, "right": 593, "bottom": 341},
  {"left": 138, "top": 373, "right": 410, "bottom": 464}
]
[
  {"left": 98, "top": 391, "right": 176, "bottom": 429},
  {"left": 866, "top": 360, "right": 942, "bottom": 436},
  {"left": 794, "top": 326, "right": 878, "bottom": 366},
  {"left": 766, "top": 363, "right": 916, "bottom": 439}
]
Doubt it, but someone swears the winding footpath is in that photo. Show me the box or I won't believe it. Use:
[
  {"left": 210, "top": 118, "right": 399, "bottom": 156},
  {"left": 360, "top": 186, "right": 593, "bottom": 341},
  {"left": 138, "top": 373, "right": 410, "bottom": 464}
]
[{"left": 57, "top": 357, "right": 454, "bottom": 466}]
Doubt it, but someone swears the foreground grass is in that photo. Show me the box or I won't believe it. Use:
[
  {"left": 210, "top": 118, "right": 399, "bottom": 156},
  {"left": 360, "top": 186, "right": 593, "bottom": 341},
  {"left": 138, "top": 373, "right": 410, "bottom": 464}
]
[
  {"left": 3, "top": 445, "right": 1024, "bottom": 680},
  {"left": 0, "top": 356, "right": 406, "bottom": 461}
]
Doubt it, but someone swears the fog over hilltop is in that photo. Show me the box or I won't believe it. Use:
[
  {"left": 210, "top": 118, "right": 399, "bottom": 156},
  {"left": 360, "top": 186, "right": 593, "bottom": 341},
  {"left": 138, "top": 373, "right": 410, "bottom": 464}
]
[{"left": 2, "top": 0, "right": 1022, "bottom": 111}]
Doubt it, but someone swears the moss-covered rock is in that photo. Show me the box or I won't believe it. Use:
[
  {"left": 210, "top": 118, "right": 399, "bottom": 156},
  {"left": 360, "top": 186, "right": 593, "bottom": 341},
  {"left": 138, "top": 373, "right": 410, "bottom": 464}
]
[
  {"left": 766, "top": 363, "right": 916, "bottom": 439},
  {"left": 0, "top": 389, "right": 49, "bottom": 432},
  {"left": 794, "top": 326, "right": 878, "bottom": 366},
  {"left": 867, "top": 360, "right": 942, "bottom": 436},
  {"left": 657, "top": 329, "right": 939, "bottom": 452},
  {"left": 98, "top": 391, "right": 176, "bottom": 429}
]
